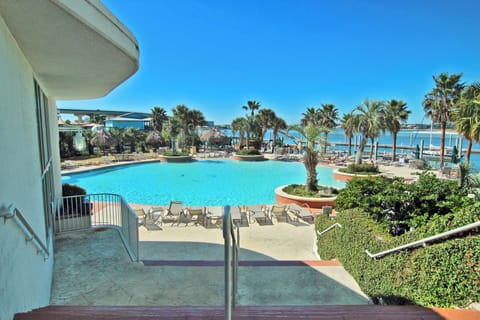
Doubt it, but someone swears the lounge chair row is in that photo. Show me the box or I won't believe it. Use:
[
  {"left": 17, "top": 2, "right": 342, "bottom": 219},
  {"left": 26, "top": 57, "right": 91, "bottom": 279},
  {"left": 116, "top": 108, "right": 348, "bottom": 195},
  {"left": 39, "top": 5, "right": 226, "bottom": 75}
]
[{"left": 134, "top": 201, "right": 316, "bottom": 229}]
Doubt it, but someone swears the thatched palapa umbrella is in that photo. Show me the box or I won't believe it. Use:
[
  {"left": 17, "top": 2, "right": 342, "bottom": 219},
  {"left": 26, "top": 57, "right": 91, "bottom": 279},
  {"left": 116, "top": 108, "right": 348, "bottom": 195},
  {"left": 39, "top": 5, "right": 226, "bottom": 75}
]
[
  {"left": 146, "top": 131, "right": 163, "bottom": 150},
  {"left": 200, "top": 129, "right": 229, "bottom": 150},
  {"left": 200, "top": 129, "right": 228, "bottom": 143},
  {"left": 90, "top": 130, "right": 119, "bottom": 154}
]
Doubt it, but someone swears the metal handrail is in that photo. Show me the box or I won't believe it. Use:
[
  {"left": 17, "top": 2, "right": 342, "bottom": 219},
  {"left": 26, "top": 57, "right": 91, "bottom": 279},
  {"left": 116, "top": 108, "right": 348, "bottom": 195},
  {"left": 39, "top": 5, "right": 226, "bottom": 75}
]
[
  {"left": 366, "top": 221, "right": 480, "bottom": 260},
  {"left": 1, "top": 204, "right": 49, "bottom": 260},
  {"left": 317, "top": 222, "right": 342, "bottom": 237},
  {"left": 223, "top": 205, "right": 239, "bottom": 320}
]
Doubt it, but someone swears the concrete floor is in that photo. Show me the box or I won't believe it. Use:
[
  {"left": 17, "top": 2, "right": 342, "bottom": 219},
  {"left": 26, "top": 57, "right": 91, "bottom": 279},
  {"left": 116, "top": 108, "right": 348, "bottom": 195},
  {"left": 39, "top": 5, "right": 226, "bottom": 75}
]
[{"left": 51, "top": 226, "right": 370, "bottom": 306}]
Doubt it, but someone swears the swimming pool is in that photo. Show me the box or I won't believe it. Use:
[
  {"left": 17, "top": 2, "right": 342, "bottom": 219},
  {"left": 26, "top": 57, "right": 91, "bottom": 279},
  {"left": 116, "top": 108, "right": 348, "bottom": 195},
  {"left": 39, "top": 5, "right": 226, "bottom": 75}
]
[{"left": 62, "top": 160, "right": 345, "bottom": 206}]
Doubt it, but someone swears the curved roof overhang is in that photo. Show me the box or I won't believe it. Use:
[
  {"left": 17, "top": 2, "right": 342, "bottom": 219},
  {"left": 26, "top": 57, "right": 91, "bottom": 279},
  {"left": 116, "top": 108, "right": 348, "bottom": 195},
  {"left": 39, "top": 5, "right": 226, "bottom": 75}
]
[{"left": 0, "top": 0, "right": 139, "bottom": 99}]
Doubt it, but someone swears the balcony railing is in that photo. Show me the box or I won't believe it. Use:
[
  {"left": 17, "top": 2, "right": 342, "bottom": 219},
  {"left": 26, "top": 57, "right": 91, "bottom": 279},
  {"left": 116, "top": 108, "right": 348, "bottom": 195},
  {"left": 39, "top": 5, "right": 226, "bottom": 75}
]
[{"left": 56, "top": 193, "right": 139, "bottom": 261}]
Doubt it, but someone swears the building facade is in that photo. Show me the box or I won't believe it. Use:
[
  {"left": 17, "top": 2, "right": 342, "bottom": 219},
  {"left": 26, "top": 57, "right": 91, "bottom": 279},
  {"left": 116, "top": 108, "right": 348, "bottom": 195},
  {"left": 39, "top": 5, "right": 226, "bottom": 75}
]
[
  {"left": 0, "top": 1, "right": 139, "bottom": 319},
  {"left": 105, "top": 112, "right": 152, "bottom": 130}
]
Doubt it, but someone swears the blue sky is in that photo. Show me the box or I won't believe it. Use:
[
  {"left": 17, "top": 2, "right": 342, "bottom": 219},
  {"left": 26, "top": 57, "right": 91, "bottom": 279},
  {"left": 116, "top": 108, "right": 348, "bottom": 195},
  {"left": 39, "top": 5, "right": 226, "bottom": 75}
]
[{"left": 58, "top": 0, "right": 480, "bottom": 125}]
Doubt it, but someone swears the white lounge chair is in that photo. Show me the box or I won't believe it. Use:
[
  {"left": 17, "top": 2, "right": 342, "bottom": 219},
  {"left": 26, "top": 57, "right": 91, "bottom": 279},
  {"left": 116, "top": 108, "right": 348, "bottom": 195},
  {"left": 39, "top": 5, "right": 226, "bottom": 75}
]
[
  {"left": 247, "top": 205, "right": 271, "bottom": 224},
  {"left": 150, "top": 201, "right": 185, "bottom": 226},
  {"left": 184, "top": 206, "right": 205, "bottom": 226},
  {"left": 205, "top": 206, "right": 224, "bottom": 228},
  {"left": 287, "top": 203, "right": 315, "bottom": 223},
  {"left": 230, "top": 206, "right": 246, "bottom": 226},
  {"left": 269, "top": 204, "right": 289, "bottom": 222}
]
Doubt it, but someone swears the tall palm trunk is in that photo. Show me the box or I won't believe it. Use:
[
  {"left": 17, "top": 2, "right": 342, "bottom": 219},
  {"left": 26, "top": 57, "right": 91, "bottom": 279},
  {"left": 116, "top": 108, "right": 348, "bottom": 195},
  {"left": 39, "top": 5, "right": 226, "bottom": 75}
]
[
  {"left": 238, "top": 129, "right": 245, "bottom": 149},
  {"left": 304, "top": 149, "right": 318, "bottom": 192},
  {"left": 273, "top": 131, "right": 278, "bottom": 152},
  {"left": 466, "top": 138, "right": 472, "bottom": 164},
  {"left": 355, "top": 136, "right": 368, "bottom": 164},
  {"left": 439, "top": 121, "right": 446, "bottom": 167},
  {"left": 370, "top": 137, "right": 375, "bottom": 159},
  {"left": 324, "top": 132, "right": 328, "bottom": 153},
  {"left": 392, "top": 133, "right": 398, "bottom": 162},
  {"left": 180, "top": 128, "right": 186, "bottom": 149},
  {"left": 347, "top": 135, "right": 352, "bottom": 156}
]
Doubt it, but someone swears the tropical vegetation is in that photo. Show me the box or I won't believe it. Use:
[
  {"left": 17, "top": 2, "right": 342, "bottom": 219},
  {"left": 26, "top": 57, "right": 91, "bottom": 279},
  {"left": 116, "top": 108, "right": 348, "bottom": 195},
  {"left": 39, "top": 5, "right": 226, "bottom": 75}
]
[
  {"left": 288, "top": 121, "right": 325, "bottom": 192},
  {"left": 59, "top": 71, "right": 480, "bottom": 173},
  {"left": 318, "top": 172, "right": 480, "bottom": 307},
  {"left": 351, "top": 99, "right": 384, "bottom": 164},
  {"left": 452, "top": 82, "right": 480, "bottom": 164},
  {"left": 423, "top": 73, "right": 465, "bottom": 168},
  {"left": 232, "top": 101, "right": 287, "bottom": 151},
  {"left": 382, "top": 99, "right": 410, "bottom": 162}
]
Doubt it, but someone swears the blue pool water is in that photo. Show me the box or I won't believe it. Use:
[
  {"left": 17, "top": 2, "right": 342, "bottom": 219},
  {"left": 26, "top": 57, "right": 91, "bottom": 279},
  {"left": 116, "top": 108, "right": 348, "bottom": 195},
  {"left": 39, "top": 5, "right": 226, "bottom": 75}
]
[{"left": 62, "top": 160, "right": 344, "bottom": 206}]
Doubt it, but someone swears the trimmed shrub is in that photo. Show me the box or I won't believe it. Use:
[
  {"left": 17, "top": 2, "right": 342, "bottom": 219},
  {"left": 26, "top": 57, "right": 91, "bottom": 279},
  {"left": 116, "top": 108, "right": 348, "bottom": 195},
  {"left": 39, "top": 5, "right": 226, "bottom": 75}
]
[
  {"left": 60, "top": 184, "right": 90, "bottom": 217},
  {"left": 317, "top": 209, "right": 480, "bottom": 307},
  {"left": 339, "top": 163, "right": 379, "bottom": 175},
  {"left": 62, "top": 184, "right": 86, "bottom": 197},
  {"left": 283, "top": 184, "right": 339, "bottom": 198},
  {"left": 163, "top": 151, "right": 189, "bottom": 156},
  {"left": 237, "top": 148, "right": 261, "bottom": 156}
]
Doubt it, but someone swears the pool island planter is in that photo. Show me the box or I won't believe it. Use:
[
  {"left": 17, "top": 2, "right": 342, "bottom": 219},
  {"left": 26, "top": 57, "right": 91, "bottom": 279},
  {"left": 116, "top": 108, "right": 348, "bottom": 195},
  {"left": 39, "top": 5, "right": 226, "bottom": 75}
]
[
  {"left": 158, "top": 155, "right": 194, "bottom": 162},
  {"left": 231, "top": 154, "right": 266, "bottom": 161},
  {"left": 274, "top": 185, "right": 336, "bottom": 209},
  {"left": 333, "top": 169, "right": 383, "bottom": 181}
]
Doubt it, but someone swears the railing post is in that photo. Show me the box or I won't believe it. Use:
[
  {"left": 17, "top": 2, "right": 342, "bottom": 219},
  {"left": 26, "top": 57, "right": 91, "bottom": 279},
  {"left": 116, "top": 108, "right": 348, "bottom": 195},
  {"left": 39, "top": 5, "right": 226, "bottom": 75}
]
[{"left": 222, "top": 205, "right": 232, "bottom": 320}]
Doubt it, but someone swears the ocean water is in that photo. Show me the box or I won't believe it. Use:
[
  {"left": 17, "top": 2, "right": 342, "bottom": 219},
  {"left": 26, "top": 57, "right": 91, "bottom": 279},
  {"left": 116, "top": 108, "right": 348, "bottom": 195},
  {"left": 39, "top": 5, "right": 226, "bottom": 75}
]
[{"left": 62, "top": 160, "right": 344, "bottom": 206}]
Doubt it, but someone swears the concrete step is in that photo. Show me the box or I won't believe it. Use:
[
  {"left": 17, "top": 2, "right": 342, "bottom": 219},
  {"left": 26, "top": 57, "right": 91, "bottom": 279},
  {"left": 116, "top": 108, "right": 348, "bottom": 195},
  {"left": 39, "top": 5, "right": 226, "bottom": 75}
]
[{"left": 15, "top": 305, "right": 480, "bottom": 320}]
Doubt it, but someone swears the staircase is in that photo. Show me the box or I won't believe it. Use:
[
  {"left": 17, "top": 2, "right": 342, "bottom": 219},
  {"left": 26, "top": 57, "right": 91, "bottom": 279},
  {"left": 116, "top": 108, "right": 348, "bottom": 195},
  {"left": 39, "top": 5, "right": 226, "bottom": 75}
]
[{"left": 14, "top": 305, "right": 480, "bottom": 320}]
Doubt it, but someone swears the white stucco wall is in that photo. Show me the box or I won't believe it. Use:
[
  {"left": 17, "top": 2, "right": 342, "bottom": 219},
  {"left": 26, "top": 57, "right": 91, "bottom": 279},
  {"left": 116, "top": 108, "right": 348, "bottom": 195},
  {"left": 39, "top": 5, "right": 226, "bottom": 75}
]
[{"left": 0, "top": 14, "right": 55, "bottom": 320}]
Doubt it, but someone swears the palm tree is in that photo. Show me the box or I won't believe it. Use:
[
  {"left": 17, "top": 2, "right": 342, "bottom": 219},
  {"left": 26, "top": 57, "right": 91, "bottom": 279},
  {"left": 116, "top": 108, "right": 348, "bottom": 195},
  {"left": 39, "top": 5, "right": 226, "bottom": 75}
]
[
  {"left": 151, "top": 106, "right": 168, "bottom": 132},
  {"left": 353, "top": 99, "right": 384, "bottom": 164},
  {"left": 256, "top": 108, "right": 276, "bottom": 143},
  {"left": 288, "top": 124, "right": 324, "bottom": 192},
  {"left": 122, "top": 127, "right": 145, "bottom": 152},
  {"left": 340, "top": 112, "right": 356, "bottom": 156},
  {"left": 231, "top": 117, "right": 248, "bottom": 150},
  {"left": 423, "top": 72, "right": 465, "bottom": 168},
  {"left": 271, "top": 116, "right": 287, "bottom": 152},
  {"left": 187, "top": 109, "right": 205, "bottom": 146},
  {"left": 162, "top": 117, "right": 180, "bottom": 152},
  {"left": 453, "top": 82, "right": 480, "bottom": 163},
  {"left": 382, "top": 100, "right": 410, "bottom": 162},
  {"left": 242, "top": 100, "right": 261, "bottom": 149},
  {"left": 172, "top": 104, "right": 190, "bottom": 149},
  {"left": 301, "top": 107, "right": 320, "bottom": 126},
  {"left": 318, "top": 103, "right": 339, "bottom": 153}
]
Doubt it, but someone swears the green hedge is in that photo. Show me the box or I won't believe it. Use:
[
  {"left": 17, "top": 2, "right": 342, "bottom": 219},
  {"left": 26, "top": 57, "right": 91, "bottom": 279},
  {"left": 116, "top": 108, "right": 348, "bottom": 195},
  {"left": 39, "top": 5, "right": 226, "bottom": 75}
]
[{"left": 317, "top": 209, "right": 480, "bottom": 307}]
